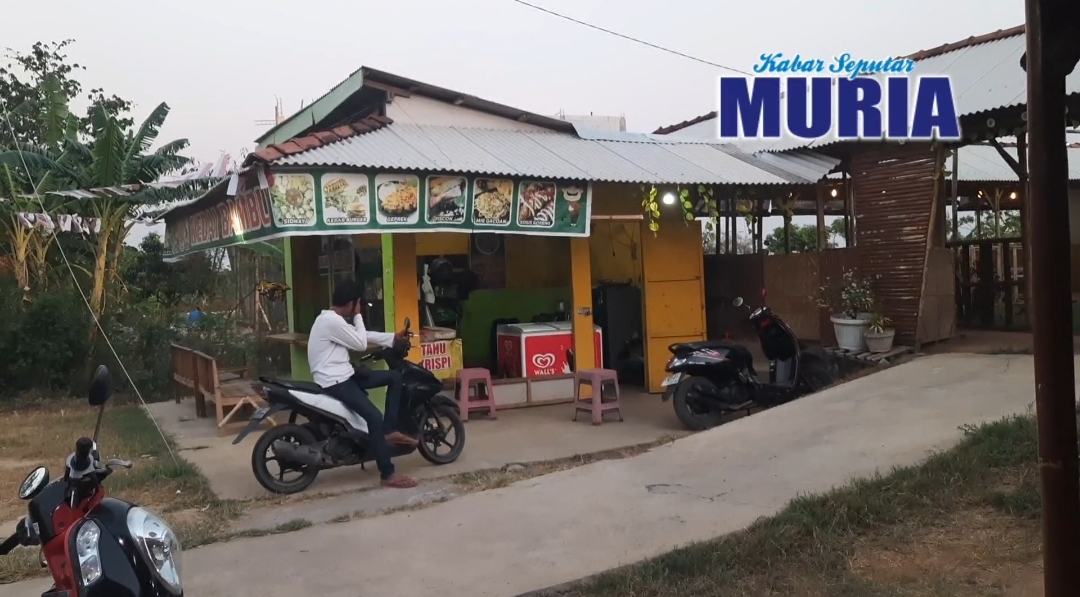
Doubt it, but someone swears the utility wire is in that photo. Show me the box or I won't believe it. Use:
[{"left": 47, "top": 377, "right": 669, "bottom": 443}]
[
  {"left": 505, "top": 0, "right": 753, "bottom": 75},
  {"left": 0, "top": 97, "right": 178, "bottom": 465}
]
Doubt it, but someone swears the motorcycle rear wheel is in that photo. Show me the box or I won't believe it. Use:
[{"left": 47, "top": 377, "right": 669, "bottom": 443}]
[
  {"left": 251, "top": 424, "right": 320, "bottom": 494},
  {"left": 418, "top": 405, "right": 465, "bottom": 465},
  {"left": 672, "top": 376, "right": 727, "bottom": 431}
]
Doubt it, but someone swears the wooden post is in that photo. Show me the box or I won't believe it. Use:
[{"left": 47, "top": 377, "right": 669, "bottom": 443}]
[
  {"left": 951, "top": 149, "right": 960, "bottom": 242},
  {"left": 569, "top": 236, "right": 595, "bottom": 393},
  {"left": 976, "top": 194, "right": 983, "bottom": 239},
  {"left": 816, "top": 183, "right": 827, "bottom": 250},
  {"left": 993, "top": 189, "right": 1004, "bottom": 238},
  {"left": 1023, "top": 2, "right": 1080, "bottom": 593},
  {"left": 1017, "top": 131, "right": 1031, "bottom": 318},
  {"left": 843, "top": 170, "right": 854, "bottom": 246},
  {"left": 391, "top": 234, "right": 421, "bottom": 363}
]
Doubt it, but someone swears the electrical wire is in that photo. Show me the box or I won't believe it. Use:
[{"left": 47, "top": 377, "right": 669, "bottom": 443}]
[
  {"left": 0, "top": 96, "right": 178, "bottom": 465},
  {"left": 504, "top": 0, "right": 753, "bottom": 75}
]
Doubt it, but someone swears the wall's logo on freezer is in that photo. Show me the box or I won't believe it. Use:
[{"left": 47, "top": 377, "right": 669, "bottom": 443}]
[{"left": 717, "top": 53, "right": 960, "bottom": 142}]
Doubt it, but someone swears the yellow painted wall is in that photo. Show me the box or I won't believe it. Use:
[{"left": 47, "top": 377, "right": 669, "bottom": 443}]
[
  {"left": 352, "top": 234, "right": 382, "bottom": 249},
  {"left": 416, "top": 232, "right": 470, "bottom": 256},
  {"left": 589, "top": 221, "right": 642, "bottom": 285},
  {"left": 505, "top": 235, "right": 571, "bottom": 288},
  {"left": 641, "top": 213, "right": 706, "bottom": 392},
  {"left": 392, "top": 233, "right": 422, "bottom": 363}
]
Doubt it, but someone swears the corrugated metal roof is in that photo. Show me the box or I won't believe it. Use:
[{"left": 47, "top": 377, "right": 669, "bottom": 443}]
[
  {"left": 270, "top": 123, "right": 837, "bottom": 185},
  {"left": 957, "top": 142, "right": 1080, "bottom": 182}
]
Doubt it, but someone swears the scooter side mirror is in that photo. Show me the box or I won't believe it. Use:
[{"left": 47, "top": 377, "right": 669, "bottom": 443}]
[
  {"left": 403, "top": 317, "right": 412, "bottom": 332},
  {"left": 732, "top": 297, "right": 744, "bottom": 307},
  {"left": 761, "top": 288, "right": 768, "bottom": 300},
  {"left": 87, "top": 365, "right": 112, "bottom": 407}
]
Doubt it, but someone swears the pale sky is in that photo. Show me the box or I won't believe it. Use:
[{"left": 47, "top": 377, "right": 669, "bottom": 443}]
[{"left": 1, "top": 0, "right": 1024, "bottom": 244}]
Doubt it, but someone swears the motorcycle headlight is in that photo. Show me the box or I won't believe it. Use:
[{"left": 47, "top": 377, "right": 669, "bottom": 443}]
[
  {"left": 127, "top": 507, "right": 183, "bottom": 595},
  {"left": 74, "top": 521, "right": 102, "bottom": 586}
]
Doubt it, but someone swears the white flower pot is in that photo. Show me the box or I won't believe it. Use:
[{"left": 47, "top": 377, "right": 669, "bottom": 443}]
[
  {"left": 830, "top": 315, "right": 869, "bottom": 351},
  {"left": 865, "top": 329, "right": 896, "bottom": 353}
]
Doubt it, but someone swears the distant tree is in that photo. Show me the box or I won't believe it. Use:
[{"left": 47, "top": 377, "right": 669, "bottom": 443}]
[
  {"left": 765, "top": 223, "right": 826, "bottom": 254},
  {"left": 0, "top": 40, "right": 132, "bottom": 147},
  {"left": 954, "top": 211, "right": 1021, "bottom": 240},
  {"left": 122, "top": 233, "right": 215, "bottom": 307}
]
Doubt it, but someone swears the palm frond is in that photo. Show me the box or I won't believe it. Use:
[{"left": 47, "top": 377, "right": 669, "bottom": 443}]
[
  {"left": 40, "top": 74, "right": 72, "bottom": 150},
  {"left": 0, "top": 143, "right": 63, "bottom": 172},
  {"left": 153, "top": 139, "right": 189, "bottom": 156},
  {"left": 89, "top": 106, "right": 126, "bottom": 186},
  {"left": 135, "top": 152, "right": 190, "bottom": 182},
  {"left": 121, "top": 103, "right": 171, "bottom": 181}
]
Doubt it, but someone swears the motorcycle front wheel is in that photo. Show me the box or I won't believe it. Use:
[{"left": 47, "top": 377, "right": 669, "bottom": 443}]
[
  {"left": 672, "top": 376, "right": 727, "bottom": 431},
  {"left": 251, "top": 424, "right": 321, "bottom": 494},
  {"left": 418, "top": 404, "right": 465, "bottom": 465}
]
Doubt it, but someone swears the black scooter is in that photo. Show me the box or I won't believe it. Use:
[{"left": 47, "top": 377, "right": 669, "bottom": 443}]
[
  {"left": 661, "top": 291, "right": 835, "bottom": 430},
  {"left": 233, "top": 317, "right": 465, "bottom": 494},
  {"left": 0, "top": 365, "right": 184, "bottom": 597}
]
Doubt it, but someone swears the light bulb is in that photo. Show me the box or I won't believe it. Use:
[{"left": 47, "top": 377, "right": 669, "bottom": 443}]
[
  {"left": 1010, "top": 192, "right": 1017, "bottom": 199},
  {"left": 662, "top": 193, "right": 676, "bottom": 205},
  {"left": 830, "top": 189, "right": 838, "bottom": 197}
]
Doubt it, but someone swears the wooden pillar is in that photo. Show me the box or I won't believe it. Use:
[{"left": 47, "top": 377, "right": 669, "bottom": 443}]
[
  {"left": 391, "top": 233, "right": 421, "bottom": 363},
  {"left": 976, "top": 195, "right": 984, "bottom": 239},
  {"left": 950, "top": 149, "right": 960, "bottom": 242},
  {"left": 569, "top": 236, "right": 595, "bottom": 390},
  {"left": 816, "top": 183, "right": 827, "bottom": 250},
  {"left": 1017, "top": 131, "right": 1031, "bottom": 314},
  {"left": 1024, "top": 0, "right": 1080, "bottom": 591},
  {"left": 843, "top": 170, "right": 854, "bottom": 246}
]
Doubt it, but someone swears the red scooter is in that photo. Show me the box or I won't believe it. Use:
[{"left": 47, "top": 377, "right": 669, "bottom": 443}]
[{"left": 0, "top": 365, "right": 184, "bottom": 597}]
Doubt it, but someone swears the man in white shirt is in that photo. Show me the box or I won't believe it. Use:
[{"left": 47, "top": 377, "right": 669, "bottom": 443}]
[{"left": 308, "top": 280, "right": 417, "bottom": 489}]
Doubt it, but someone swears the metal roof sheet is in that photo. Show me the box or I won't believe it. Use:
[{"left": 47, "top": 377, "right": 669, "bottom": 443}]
[
  {"left": 271, "top": 123, "right": 836, "bottom": 185},
  {"left": 957, "top": 143, "right": 1080, "bottom": 182}
]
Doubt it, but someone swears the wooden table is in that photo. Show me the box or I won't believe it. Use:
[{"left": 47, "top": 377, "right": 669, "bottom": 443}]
[{"left": 266, "top": 332, "right": 310, "bottom": 347}]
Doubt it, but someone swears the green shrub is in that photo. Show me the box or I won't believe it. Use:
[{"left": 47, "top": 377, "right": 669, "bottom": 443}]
[{"left": 0, "top": 281, "right": 91, "bottom": 395}]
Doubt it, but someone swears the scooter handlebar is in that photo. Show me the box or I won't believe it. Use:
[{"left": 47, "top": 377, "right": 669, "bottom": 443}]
[{"left": 72, "top": 437, "right": 94, "bottom": 472}]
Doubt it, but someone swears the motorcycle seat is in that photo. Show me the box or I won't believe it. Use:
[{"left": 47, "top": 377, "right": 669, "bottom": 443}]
[
  {"left": 261, "top": 377, "right": 325, "bottom": 394},
  {"left": 670, "top": 340, "right": 740, "bottom": 353}
]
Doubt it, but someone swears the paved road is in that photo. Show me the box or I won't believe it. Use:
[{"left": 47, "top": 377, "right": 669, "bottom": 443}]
[{"left": 1, "top": 354, "right": 1043, "bottom": 597}]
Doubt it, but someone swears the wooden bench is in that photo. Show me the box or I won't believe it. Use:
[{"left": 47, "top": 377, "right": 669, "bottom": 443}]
[{"left": 170, "top": 344, "right": 274, "bottom": 436}]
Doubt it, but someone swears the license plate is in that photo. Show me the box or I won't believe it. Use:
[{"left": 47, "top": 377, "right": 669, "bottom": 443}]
[
  {"left": 251, "top": 407, "right": 270, "bottom": 420},
  {"left": 661, "top": 373, "right": 682, "bottom": 387}
]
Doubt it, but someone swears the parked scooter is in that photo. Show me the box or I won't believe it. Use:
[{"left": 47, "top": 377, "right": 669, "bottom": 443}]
[
  {"left": 233, "top": 317, "right": 465, "bottom": 494},
  {"left": 661, "top": 290, "right": 835, "bottom": 430},
  {"left": 0, "top": 365, "right": 185, "bottom": 597}
]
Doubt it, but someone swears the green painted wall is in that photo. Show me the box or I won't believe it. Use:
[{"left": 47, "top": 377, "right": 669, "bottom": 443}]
[{"left": 458, "top": 287, "right": 572, "bottom": 368}]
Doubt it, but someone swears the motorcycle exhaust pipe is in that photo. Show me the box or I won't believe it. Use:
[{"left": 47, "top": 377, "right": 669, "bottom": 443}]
[{"left": 271, "top": 440, "right": 323, "bottom": 466}]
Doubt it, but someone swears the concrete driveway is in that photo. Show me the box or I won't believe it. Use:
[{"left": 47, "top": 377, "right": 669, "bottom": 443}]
[{"left": 0, "top": 353, "right": 1046, "bottom": 597}]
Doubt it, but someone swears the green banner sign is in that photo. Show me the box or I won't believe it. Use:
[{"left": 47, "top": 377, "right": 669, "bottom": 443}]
[{"left": 164, "top": 169, "right": 593, "bottom": 259}]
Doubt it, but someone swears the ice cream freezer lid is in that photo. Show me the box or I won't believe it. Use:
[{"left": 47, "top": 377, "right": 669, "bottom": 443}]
[
  {"left": 547, "top": 321, "right": 600, "bottom": 332},
  {"left": 497, "top": 322, "right": 602, "bottom": 334}
]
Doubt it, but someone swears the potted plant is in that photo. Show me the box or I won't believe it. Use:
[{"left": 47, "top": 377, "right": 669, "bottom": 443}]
[
  {"left": 864, "top": 313, "right": 895, "bottom": 353},
  {"left": 818, "top": 270, "right": 875, "bottom": 351}
]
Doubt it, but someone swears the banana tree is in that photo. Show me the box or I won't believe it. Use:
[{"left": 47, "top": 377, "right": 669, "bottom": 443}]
[{"left": 0, "top": 102, "right": 195, "bottom": 334}]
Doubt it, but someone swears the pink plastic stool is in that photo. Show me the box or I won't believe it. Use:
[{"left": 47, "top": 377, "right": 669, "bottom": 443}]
[
  {"left": 573, "top": 369, "right": 623, "bottom": 425},
  {"left": 455, "top": 368, "right": 497, "bottom": 421}
]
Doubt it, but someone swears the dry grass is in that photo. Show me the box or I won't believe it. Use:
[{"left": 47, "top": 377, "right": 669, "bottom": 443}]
[
  {"left": 552, "top": 414, "right": 1049, "bottom": 597},
  {"left": 453, "top": 436, "right": 680, "bottom": 492},
  {"left": 0, "top": 399, "right": 243, "bottom": 584}
]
